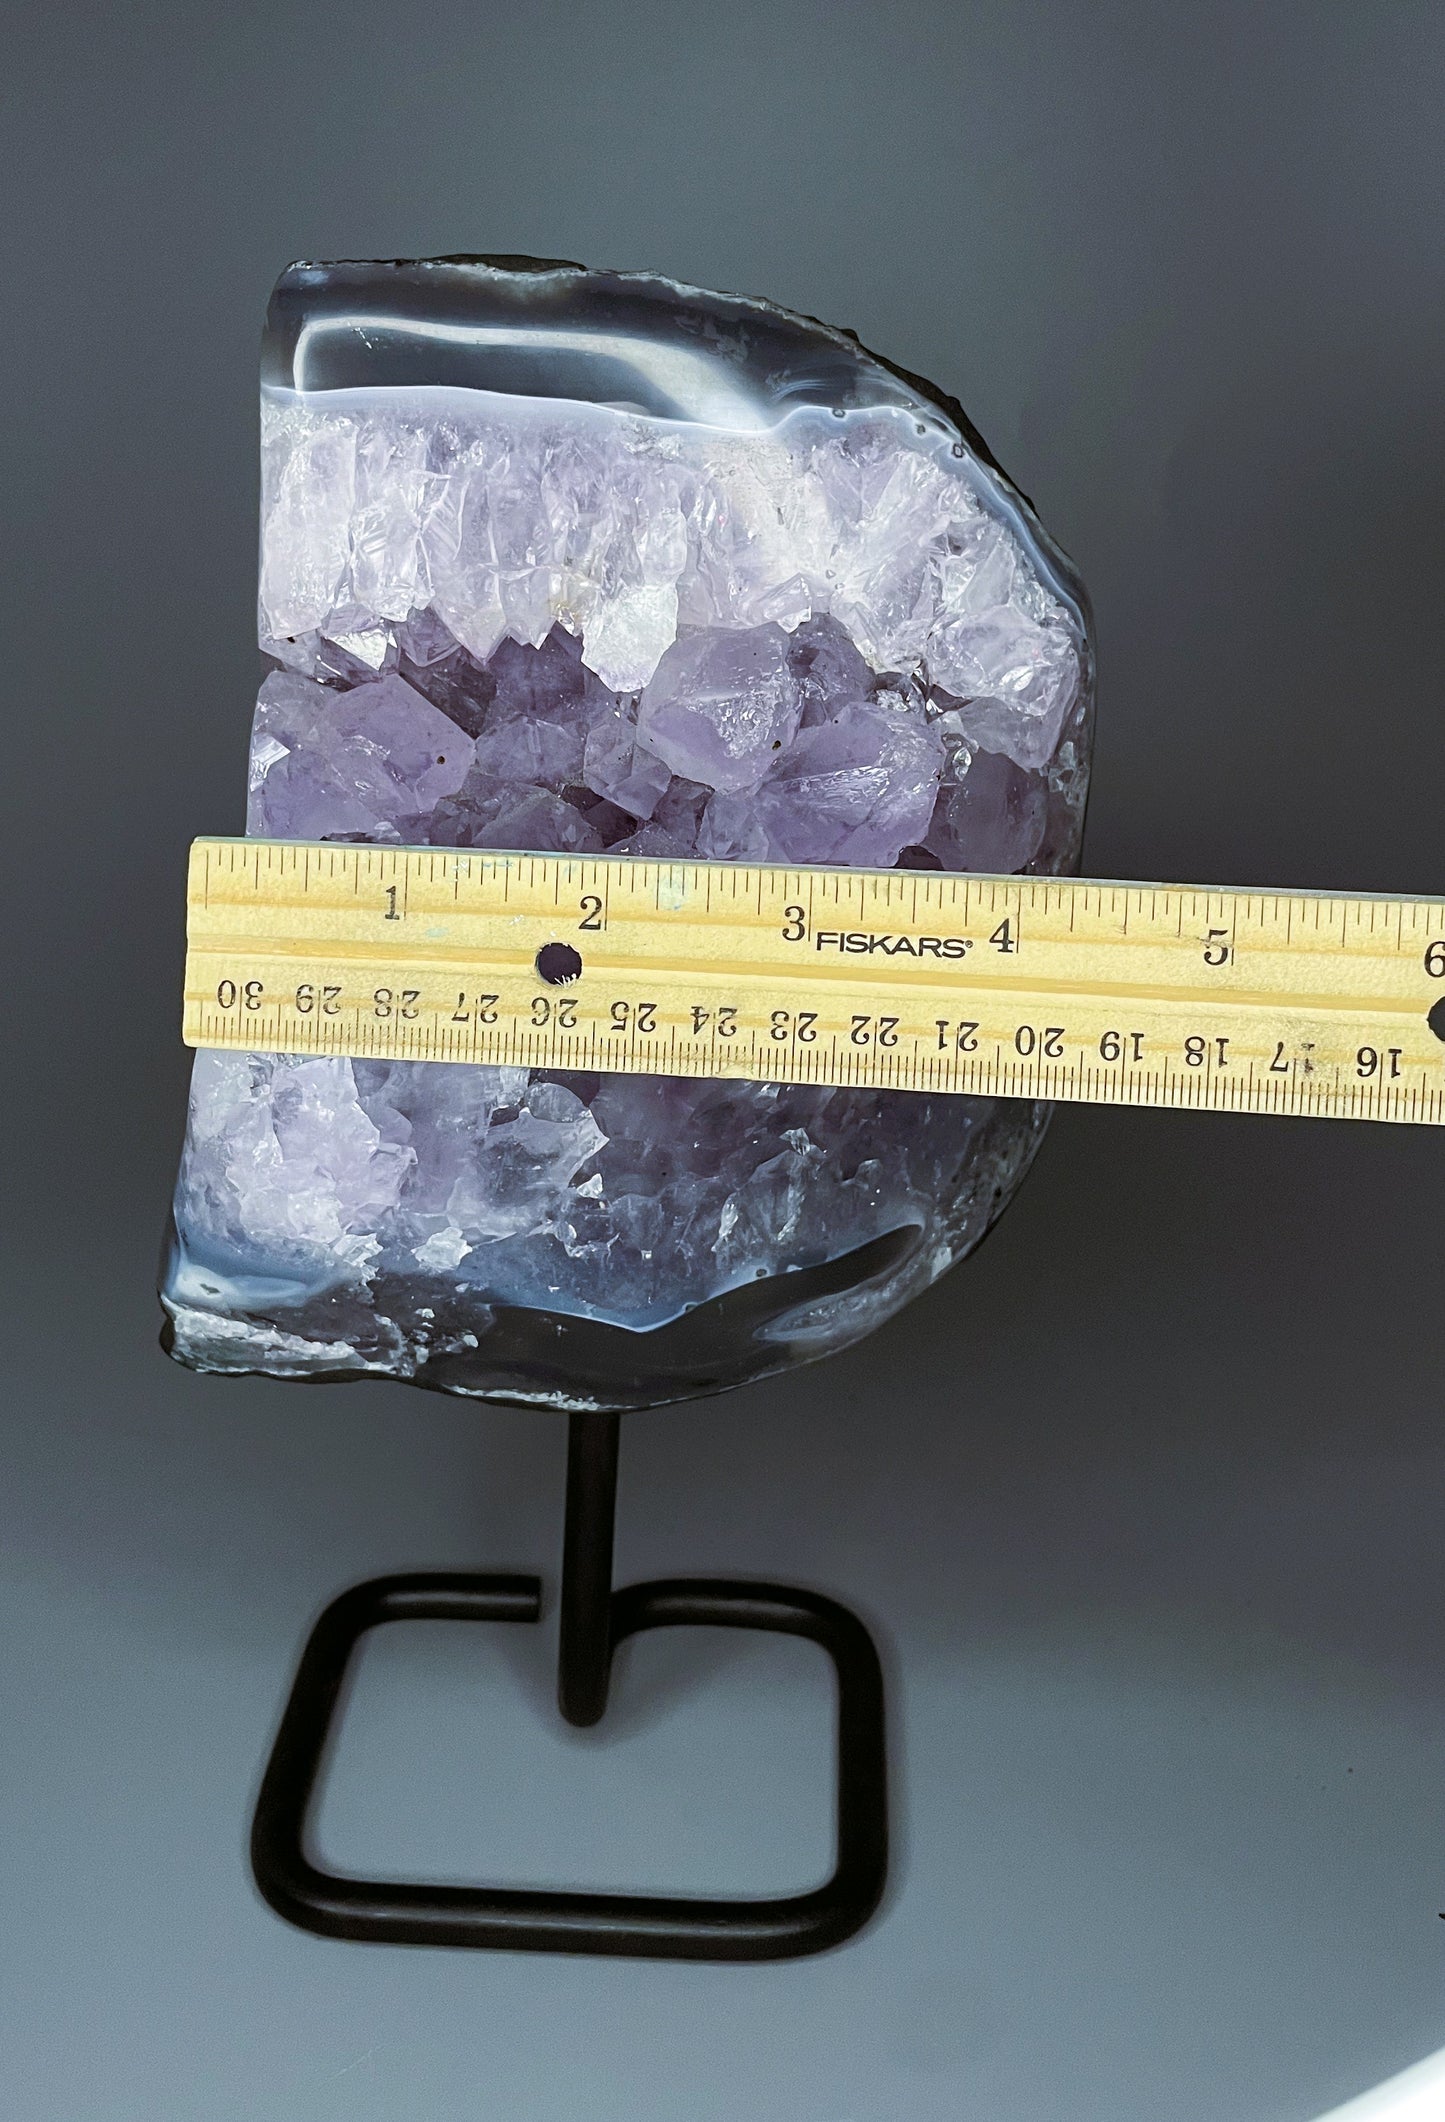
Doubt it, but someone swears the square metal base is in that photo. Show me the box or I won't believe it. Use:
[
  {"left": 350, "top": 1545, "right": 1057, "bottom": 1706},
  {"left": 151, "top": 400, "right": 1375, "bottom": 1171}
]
[{"left": 250, "top": 1569, "right": 887, "bottom": 1961}]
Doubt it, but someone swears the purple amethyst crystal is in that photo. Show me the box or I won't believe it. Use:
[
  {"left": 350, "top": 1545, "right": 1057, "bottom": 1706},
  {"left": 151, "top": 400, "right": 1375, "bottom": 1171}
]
[
  {"left": 637, "top": 624, "right": 802, "bottom": 792},
  {"left": 161, "top": 258, "right": 1094, "bottom": 1408},
  {"left": 746, "top": 700, "right": 944, "bottom": 868},
  {"left": 249, "top": 669, "right": 474, "bottom": 841}
]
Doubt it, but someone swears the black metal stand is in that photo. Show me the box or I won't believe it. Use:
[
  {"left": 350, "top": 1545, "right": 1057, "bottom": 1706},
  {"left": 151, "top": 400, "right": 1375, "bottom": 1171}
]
[{"left": 250, "top": 1411, "right": 888, "bottom": 1960}]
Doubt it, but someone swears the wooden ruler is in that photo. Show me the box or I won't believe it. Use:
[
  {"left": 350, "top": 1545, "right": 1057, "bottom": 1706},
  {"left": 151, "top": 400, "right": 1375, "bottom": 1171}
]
[{"left": 182, "top": 837, "right": 1445, "bottom": 1125}]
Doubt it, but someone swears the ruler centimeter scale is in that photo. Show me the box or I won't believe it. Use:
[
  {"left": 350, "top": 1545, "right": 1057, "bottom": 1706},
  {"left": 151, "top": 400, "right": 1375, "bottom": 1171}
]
[{"left": 182, "top": 837, "right": 1445, "bottom": 1127}]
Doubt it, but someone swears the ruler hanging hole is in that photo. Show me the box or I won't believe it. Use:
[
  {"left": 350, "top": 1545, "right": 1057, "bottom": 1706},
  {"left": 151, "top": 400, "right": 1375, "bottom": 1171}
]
[
  {"left": 536, "top": 942, "right": 584, "bottom": 987},
  {"left": 1428, "top": 997, "right": 1445, "bottom": 1045}
]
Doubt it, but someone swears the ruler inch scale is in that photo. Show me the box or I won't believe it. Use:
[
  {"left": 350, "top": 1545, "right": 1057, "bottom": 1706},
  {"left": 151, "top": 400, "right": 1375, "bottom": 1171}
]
[{"left": 183, "top": 837, "right": 1445, "bottom": 1127}]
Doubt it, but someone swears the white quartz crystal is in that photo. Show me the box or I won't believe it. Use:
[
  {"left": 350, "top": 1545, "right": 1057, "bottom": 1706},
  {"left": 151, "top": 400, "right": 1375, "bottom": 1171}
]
[{"left": 258, "top": 396, "right": 1081, "bottom": 723}]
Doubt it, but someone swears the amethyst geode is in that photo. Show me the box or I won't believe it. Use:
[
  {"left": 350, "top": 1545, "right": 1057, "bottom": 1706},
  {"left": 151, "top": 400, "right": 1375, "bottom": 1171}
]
[{"left": 161, "top": 258, "right": 1093, "bottom": 1408}]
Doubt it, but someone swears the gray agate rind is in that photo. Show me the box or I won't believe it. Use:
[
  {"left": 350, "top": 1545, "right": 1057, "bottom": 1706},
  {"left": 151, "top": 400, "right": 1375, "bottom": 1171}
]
[{"left": 161, "top": 258, "right": 1094, "bottom": 1409}]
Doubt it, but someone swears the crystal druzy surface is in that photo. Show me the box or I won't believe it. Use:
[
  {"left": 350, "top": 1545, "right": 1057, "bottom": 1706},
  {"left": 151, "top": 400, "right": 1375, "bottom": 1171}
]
[{"left": 162, "top": 258, "right": 1094, "bottom": 1408}]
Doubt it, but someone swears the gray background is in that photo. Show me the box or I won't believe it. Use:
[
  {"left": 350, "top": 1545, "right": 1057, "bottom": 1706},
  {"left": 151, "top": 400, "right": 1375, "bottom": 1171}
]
[{"left": 2, "top": 3, "right": 1443, "bottom": 2117}]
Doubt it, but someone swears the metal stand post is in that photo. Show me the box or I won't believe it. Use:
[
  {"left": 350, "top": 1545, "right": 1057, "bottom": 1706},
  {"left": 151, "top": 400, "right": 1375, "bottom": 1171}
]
[
  {"left": 250, "top": 1411, "right": 888, "bottom": 1961},
  {"left": 557, "top": 1410, "right": 621, "bottom": 1728}
]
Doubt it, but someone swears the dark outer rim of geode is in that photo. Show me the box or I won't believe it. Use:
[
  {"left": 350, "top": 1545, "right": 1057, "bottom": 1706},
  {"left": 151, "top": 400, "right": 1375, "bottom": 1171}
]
[{"left": 281, "top": 250, "right": 1012, "bottom": 484}]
